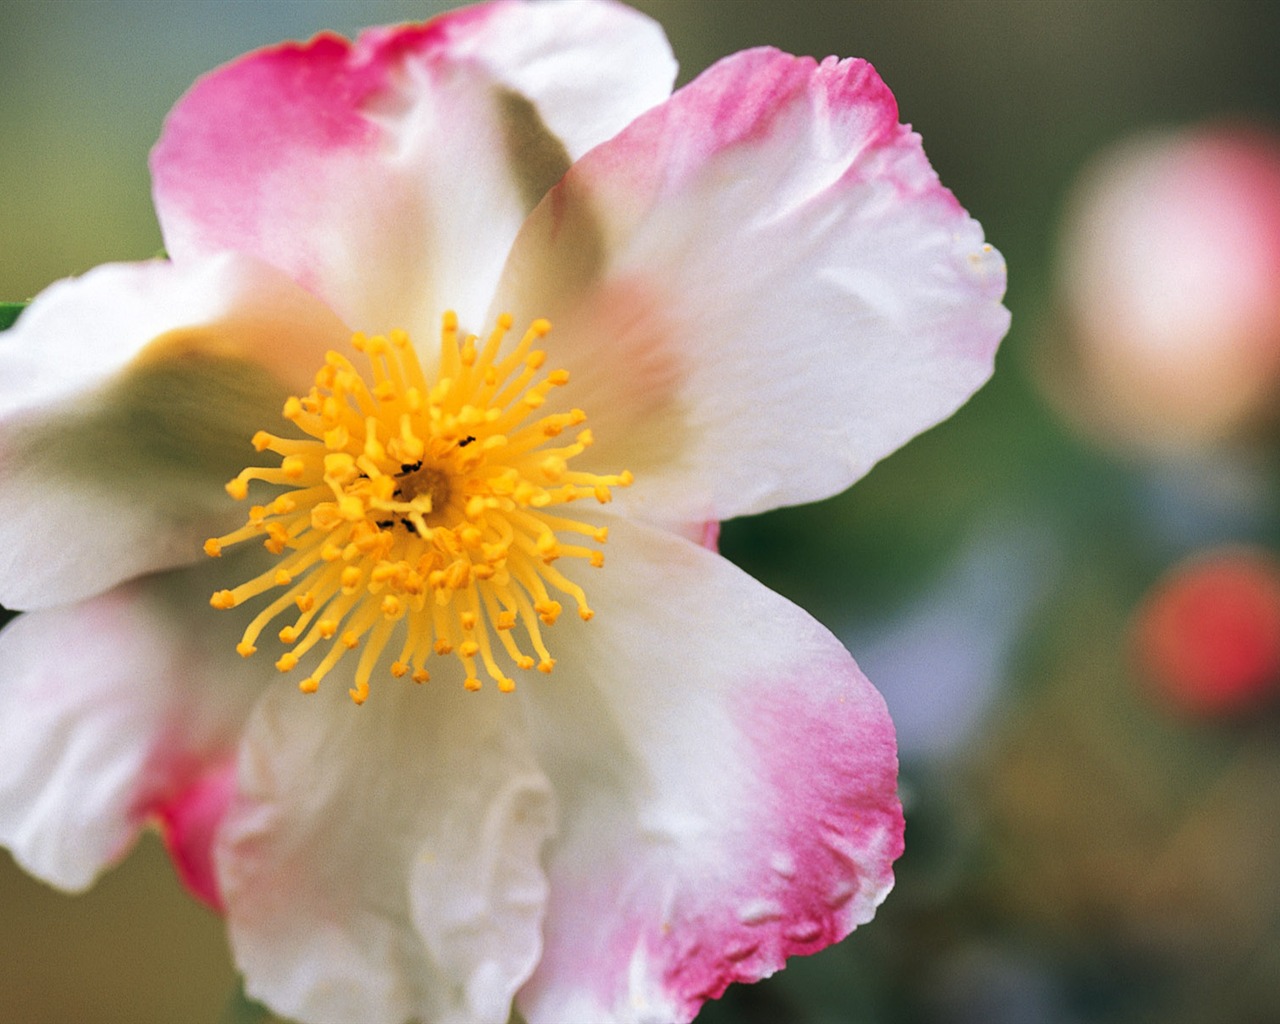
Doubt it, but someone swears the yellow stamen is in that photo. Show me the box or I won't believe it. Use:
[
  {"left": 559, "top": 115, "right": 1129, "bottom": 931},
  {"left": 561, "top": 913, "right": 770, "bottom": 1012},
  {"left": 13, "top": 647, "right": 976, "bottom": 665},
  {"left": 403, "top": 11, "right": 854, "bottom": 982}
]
[{"left": 206, "top": 313, "right": 630, "bottom": 703}]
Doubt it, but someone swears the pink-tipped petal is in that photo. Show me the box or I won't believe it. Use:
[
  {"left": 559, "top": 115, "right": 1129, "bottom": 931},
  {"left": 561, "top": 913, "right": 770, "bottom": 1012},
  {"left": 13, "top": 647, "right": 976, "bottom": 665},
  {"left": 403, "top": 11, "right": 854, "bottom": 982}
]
[
  {"left": 0, "top": 567, "right": 263, "bottom": 895},
  {"left": 0, "top": 253, "right": 347, "bottom": 609},
  {"left": 699, "top": 519, "right": 721, "bottom": 552},
  {"left": 496, "top": 47, "right": 1008, "bottom": 526},
  {"left": 219, "top": 672, "right": 554, "bottom": 1024},
  {"left": 154, "top": 760, "right": 237, "bottom": 911},
  {"left": 152, "top": 0, "right": 675, "bottom": 339},
  {"left": 516, "top": 520, "right": 903, "bottom": 1023}
]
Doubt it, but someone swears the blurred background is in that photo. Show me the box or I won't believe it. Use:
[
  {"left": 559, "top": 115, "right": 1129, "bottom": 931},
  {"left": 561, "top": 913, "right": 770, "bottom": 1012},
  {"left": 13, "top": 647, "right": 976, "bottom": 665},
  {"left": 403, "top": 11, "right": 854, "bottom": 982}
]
[{"left": 6, "top": 1, "right": 1280, "bottom": 1021}]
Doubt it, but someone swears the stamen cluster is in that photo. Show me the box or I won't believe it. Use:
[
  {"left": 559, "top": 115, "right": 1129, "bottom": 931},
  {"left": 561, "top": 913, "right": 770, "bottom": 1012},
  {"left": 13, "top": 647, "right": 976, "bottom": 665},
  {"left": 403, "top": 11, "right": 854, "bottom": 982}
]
[{"left": 206, "top": 313, "right": 631, "bottom": 703}]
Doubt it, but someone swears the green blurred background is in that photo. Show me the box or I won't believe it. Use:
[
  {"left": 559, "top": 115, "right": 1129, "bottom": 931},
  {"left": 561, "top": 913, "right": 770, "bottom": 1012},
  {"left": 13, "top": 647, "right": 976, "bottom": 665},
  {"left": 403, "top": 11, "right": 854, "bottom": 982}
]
[{"left": 6, "top": 1, "right": 1280, "bottom": 1022}]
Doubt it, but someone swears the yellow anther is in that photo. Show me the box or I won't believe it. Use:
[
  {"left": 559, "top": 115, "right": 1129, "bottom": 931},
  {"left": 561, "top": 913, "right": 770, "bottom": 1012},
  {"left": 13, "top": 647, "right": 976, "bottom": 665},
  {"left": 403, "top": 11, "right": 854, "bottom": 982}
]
[
  {"left": 325, "top": 426, "right": 350, "bottom": 450},
  {"left": 338, "top": 495, "right": 364, "bottom": 521},
  {"left": 276, "top": 653, "right": 299, "bottom": 672},
  {"left": 236, "top": 641, "right": 256, "bottom": 658},
  {"left": 204, "top": 538, "right": 222, "bottom": 558},
  {"left": 210, "top": 590, "right": 236, "bottom": 610},
  {"left": 536, "top": 600, "right": 562, "bottom": 625},
  {"left": 324, "top": 452, "right": 355, "bottom": 477},
  {"left": 464, "top": 678, "right": 482, "bottom": 692},
  {"left": 225, "top": 478, "right": 249, "bottom": 501},
  {"left": 536, "top": 532, "right": 559, "bottom": 557},
  {"left": 299, "top": 677, "right": 320, "bottom": 694}
]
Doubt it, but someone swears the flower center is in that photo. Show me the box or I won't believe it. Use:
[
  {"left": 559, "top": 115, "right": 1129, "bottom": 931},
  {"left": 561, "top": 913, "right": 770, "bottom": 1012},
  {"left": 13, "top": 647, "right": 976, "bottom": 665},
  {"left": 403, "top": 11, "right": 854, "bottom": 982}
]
[{"left": 205, "top": 312, "right": 631, "bottom": 704}]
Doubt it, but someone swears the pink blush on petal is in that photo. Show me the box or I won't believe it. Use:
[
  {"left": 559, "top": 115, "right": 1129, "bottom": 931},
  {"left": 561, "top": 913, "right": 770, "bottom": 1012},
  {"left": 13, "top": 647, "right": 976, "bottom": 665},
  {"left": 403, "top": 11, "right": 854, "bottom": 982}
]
[
  {"left": 151, "top": 760, "right": 238, "bottom": 913},
  {"left": 662, "top": 659, "right": 903, "bottom": 1011},
  {"left": 530, "top": 655, "right": 902, "bottom": 1019},
  {"left": 700, "top": 520, "right": 721, "bottom": 551}
]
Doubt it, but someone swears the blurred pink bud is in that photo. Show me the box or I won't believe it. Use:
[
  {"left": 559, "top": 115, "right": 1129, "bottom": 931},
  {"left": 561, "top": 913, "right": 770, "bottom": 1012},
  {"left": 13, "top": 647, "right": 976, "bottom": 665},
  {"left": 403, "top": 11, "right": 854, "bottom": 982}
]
[
  {"left": 1055, "top": 124, "right": 1280, "bottom": 449},
  {"left": 1133, "top": 547, "right": 1280, "bottom": 717}
]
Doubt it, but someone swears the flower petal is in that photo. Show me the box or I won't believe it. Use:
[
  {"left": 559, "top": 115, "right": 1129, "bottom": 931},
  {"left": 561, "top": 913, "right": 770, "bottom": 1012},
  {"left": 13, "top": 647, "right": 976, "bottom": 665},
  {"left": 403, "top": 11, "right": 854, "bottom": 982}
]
[
  {"left": 515, "top": 520, "right": 903, "bottom": 1023},
  {"left": 155, "top": 757, "right": 238, "bottom": 911},
  {"left": 495, "top": 47, "right": 1009, "bottom": 525},
  {"left": 0, "top": 564, "right": 264, "bottom": 894},
  {"left": 0, "top": 254, "right": 348, "bottom": 609},
  {"left": 219, "top": 672, "right": 554, "bottom": 1024},
  {"left": 151, "top": 0, "right": 676, "bottom": 337}
]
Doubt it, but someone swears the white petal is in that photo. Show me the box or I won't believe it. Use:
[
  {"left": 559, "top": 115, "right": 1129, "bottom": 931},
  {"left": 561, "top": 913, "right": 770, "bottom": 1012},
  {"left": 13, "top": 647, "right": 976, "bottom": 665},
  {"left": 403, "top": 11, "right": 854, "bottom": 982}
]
[
  {"left": 438, "top": 0, "right": 676, "bottom": 160},
  {"left": 0, "top": 564, "right": 265, "bottom": 892},
  {"left": 219, "top": 670, "right": 554, "bottom": 1024},
  {"left": 516, "top": 519, "right": 903, "bottom": 1022},
  {"left": 495, "top": 48, "right": 1008, "bottom": 526},
  {"left": 0, "top": 254, "right": 347, "bottom": 609},
  {"left": 152, "top": 0, "right": 675, "bottom": 339}
]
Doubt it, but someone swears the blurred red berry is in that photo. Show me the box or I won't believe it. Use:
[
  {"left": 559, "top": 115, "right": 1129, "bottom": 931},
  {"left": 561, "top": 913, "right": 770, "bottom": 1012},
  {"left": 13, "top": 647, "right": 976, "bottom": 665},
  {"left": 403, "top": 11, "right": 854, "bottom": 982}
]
[{"left": 1134, "top": 548, "right": 1280, "bottom": 716}]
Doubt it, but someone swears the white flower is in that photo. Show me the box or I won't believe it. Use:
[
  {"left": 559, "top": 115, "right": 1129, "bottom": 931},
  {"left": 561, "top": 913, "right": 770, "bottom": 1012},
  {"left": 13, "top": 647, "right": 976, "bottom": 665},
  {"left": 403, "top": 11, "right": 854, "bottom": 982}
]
[{"left": 0, "top": 3, "right": 1008, "bottom": 1022}]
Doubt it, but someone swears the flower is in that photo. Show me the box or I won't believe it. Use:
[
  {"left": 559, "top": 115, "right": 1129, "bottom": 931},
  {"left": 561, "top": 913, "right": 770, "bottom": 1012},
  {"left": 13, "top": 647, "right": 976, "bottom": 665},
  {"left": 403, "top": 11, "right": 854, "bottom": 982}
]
[
  {"left": 0, "top": 2, "right": 1008, "bottom": 1022},
  {"left": 1050, "top": 123, "right": 1280, "bottom": 451}
]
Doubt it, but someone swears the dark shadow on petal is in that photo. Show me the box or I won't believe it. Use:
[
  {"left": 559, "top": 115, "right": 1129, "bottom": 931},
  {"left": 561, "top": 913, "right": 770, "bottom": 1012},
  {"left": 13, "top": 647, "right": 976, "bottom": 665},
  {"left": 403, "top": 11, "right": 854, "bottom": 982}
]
[
  {"left": 18, "top": 336, "right": 288, "bottom": 511},
  {"left": 497, "top": 87, "right": 574, "bottom": 214}
]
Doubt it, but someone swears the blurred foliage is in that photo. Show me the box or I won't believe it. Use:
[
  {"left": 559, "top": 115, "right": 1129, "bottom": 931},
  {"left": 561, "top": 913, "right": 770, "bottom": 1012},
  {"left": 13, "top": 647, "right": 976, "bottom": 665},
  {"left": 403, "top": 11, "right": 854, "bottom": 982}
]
[
  {"left": 221, "top": 983, "right": 276, "bottom": 1024},
  {"left": 0, "top": 303, "right": 25, "bottom": 331}
]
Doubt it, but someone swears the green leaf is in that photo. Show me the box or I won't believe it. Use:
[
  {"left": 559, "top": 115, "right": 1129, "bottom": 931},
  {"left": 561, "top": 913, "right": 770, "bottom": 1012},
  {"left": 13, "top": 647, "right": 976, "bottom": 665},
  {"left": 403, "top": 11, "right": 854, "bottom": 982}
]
[
  {"left": 219, "top": 981, "right": 276, "bottom": 1024},
  {"left": 0, "top": 302, "right": 27, "bottom": 331}
]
